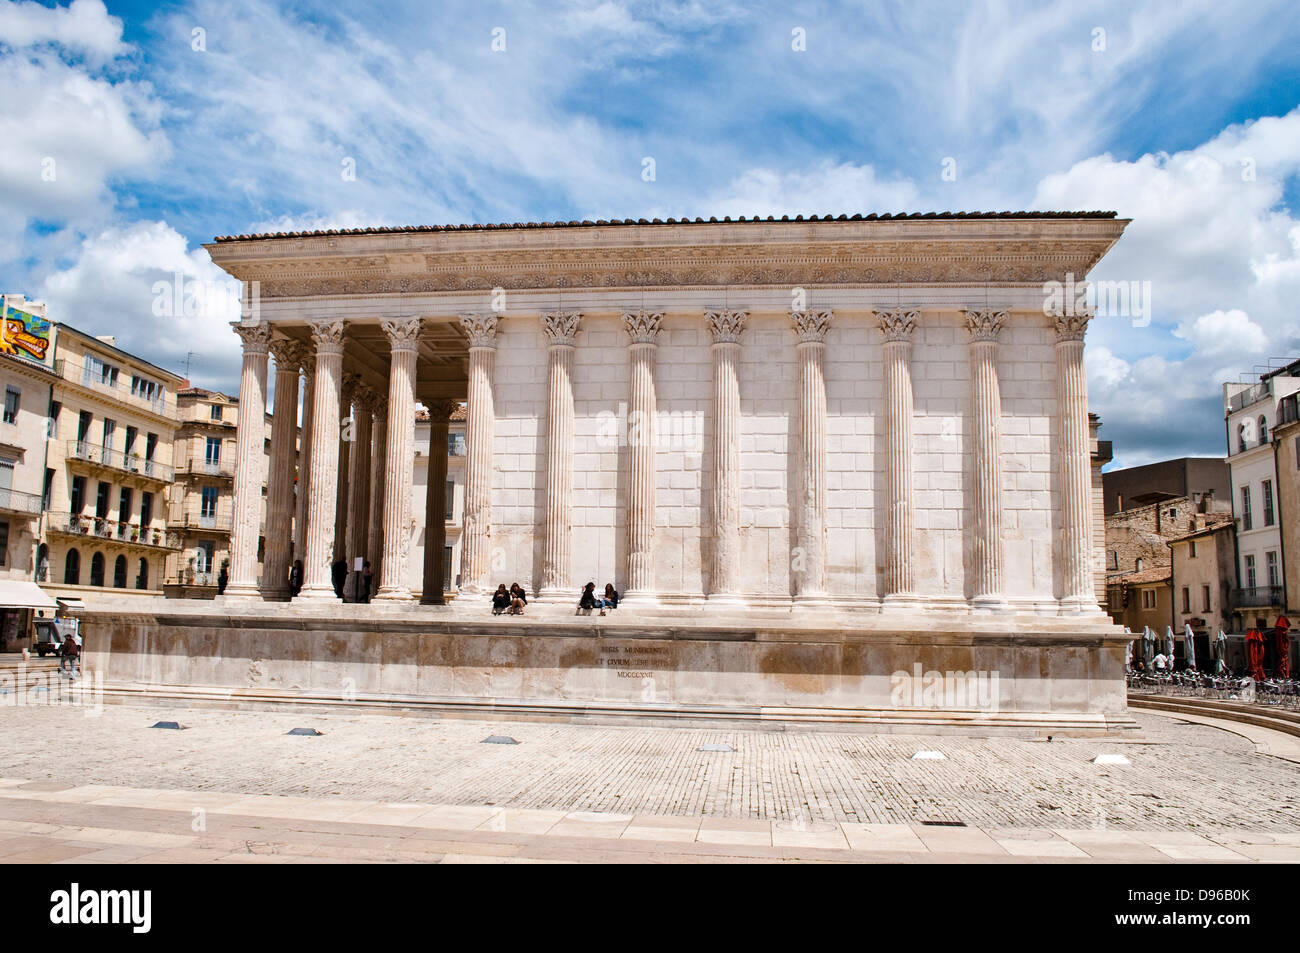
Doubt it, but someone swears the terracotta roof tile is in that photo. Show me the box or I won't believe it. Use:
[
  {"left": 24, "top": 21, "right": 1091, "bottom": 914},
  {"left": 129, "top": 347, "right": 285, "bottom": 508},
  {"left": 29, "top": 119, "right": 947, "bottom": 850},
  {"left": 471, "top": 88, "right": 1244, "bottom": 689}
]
[{"left": 213, "top": 211, "right": 1120, "bottom": 243}]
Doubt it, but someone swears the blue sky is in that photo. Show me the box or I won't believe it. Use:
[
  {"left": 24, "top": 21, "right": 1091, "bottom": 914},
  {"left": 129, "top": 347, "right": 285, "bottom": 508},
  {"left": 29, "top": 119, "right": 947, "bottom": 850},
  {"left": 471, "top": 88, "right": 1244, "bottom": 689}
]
[{"left": 2, "top": 0, "right": 1299, "bottom": 467}]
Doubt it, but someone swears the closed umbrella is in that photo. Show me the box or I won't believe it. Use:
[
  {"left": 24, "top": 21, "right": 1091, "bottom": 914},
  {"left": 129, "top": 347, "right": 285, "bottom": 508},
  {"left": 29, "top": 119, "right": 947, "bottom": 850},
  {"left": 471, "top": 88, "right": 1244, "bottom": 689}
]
[
  {"left": 1276, "top": 616, "right": 1291, "bottom": 680},
  {"left": 1124, "top": 627, "right": 1133, "bottom": 671},
  {"left": 1213, "top": 630, "right": 1228, "bottom": 675},
  {"left": 1165, "top": 626, "right": 1176, "bottom": 667},
  {"left": 1142, "top": 626, "right": 1155, "bottom": 666},
  {"left": 1183, "top": 623, "right": 1197, "bottom": 670},
  {"left": 1246, "top": 628, "right": 1267, "bottom": 681}
]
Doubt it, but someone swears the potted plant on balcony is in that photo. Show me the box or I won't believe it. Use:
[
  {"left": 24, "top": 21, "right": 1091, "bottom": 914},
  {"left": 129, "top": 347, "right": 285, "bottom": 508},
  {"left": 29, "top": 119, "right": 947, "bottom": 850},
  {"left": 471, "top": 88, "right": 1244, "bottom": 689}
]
[{"left": 152, "top": 529, "right": 161, "bottom": 545}]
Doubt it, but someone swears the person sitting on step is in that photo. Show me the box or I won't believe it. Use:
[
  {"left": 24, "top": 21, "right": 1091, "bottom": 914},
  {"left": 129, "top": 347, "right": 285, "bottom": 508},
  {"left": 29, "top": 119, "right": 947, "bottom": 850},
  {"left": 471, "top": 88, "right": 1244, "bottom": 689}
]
[
  {"left": 508, "top": 582, "right": 528, "bottom": 615},
  {"left": 602, "top": 583, "right": 619, "bottom": 612},
  {"left": 491, "top": 584, "right": 511, "bottom": 615},
  {"left": 577, "top": 582, "right": 599, "bottom": 615}
]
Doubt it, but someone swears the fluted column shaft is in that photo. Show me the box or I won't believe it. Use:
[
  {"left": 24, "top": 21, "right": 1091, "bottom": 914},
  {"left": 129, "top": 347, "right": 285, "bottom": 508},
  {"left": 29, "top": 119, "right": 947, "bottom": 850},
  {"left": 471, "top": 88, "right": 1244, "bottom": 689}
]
[
  {"left": 367, "top": 400, "right": 387, "bottom": 579},
  {"left": 706, "top": 310, "right": 746, "bottom": 601},
  {"left": 539, "top": 312, "right": 580, "bottom": 599},
  {"left": 375, "top": 319, "right": 421, "bottom": 601},
  {"left": 878, "top": 310, "right": 917, "bottom": 601},
  {"left": 460, "top": 314, "right": 498, "bottom": 595},
  {"left": 623, "top": 311, "right": 662, "bottom": 603},
  {"left": 791, "top": 311, "right": 831, "bottom": 601},
  {"left": 1055, "top": 313, "right": 1096, "bottom": 610},
  {"left": 296, "top": 320, "right": 345, "bottom": 600},
  {"left": 225, "top": 322, "right": 270, "bottom": 598},
  {"left": 343, "top": 390, "right": 373, "bottom": 599},
  {"left": 965, "top": 310, "right": 1006, "bottom": 606},
  {"left": 422, "top": 402, "right": 456, "bottom": 605},
  {"left": 333, "top": 393, "right": 352, "bottom": 565},
  {"left": 293, "top": 358, "right": 315, "bottom": 561},
  {"left": 263, "top": 338, "right": 302, "bottom": 600}
]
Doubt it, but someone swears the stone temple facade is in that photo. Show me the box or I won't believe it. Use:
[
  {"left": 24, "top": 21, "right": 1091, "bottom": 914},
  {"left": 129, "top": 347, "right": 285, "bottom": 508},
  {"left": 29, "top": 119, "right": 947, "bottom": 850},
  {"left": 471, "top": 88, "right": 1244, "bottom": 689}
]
[
  {"left": 202, "top": 213, "right": 1126, "bottom": 613},
  {"left": 78, "top": 213, "right": 1139, "bottom": 735}
]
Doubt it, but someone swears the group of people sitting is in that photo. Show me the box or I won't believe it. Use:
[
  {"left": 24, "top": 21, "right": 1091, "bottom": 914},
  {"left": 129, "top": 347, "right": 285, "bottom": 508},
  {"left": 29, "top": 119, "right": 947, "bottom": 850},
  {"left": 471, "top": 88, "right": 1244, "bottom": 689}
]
[
  {"left": 488, "top": 582, "right": 621, "bottom": 616},
  {"left": 491, "top": 583, "right": 530, "bottom": 615}
]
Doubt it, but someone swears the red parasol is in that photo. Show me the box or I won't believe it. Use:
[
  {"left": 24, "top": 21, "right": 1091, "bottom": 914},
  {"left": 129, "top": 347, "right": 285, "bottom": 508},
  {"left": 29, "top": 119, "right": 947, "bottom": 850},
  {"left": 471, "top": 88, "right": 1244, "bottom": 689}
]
[
  {"left": 1246, "top": 628, "right": 1267, "bottom": 681},
  {"left": 1276, "top": 616, "right": 1291, "bottom": 680}
]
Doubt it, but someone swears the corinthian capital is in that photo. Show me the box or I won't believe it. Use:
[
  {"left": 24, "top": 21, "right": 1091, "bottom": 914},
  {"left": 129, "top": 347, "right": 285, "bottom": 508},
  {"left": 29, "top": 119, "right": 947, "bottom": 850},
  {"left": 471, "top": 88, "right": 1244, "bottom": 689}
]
[
  {"left": 381, "top": 317, "right": 423, "bottom": 351},
  {"left": 307, "top": 318, "right": 345, "bottom": 352},
  {"left": 426, "top": 399, "right": 461, "bottom": 422},
  {"left": 1052, "top": 309, "right": 1092, "bottom": 343},
  {"left": 705, "top": 309, "right": 747, "bottom": 344},
  {"left": 268, "top": 335, "right": 306, "bottom": 369},
  {"left": 232, "top": 321, "right": 271, "bottom": 355},
  {"left": 963, "top": 309, "right": 1007, "bottom": 342},
  {"left": 623, "top": 310, "right": 663, "bottom": 345},
  {"left": 540, "top": 311, "right": 582, "bottom": 346},
  {"left": 875, "top": 309, "right": 918, "bottom": 343},
  {"left": 340, "top": 373, "right": 362, "bottom": 407},
  {"left": 459, "top": 312, "right": 498, "bottom": 348},
  {"left": 790, "top": 310, "right": 832, "bottom": 344}
]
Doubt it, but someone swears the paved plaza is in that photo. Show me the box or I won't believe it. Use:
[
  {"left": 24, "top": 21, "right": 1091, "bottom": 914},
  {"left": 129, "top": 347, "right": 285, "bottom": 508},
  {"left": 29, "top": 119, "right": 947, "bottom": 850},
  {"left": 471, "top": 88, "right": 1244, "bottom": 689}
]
[{"left": 0, "top": 702, "right": 1297, "bottom": 862}]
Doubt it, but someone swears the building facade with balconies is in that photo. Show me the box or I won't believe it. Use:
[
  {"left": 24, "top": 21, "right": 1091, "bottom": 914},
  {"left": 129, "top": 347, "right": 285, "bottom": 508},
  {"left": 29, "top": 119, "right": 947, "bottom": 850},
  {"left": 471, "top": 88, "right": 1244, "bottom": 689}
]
[
  {"left": 1223, "top": 364, "right": 1300, "bottom": 630},
  {"left": 41, "top": 323, "right": 185, "bottom": 603},
  {"left": 164, "top": 386, "right": 273, "bottom": 597}
]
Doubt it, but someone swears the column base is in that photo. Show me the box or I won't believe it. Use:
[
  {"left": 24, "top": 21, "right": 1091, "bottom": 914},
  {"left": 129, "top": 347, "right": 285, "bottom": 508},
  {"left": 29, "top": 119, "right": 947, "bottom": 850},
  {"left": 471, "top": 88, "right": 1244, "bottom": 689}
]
[
  {"left": 705, "top": 592, "right": 746, "bottom": 607},
  {"left": 536, "top": 587, "right": 577, "bottom": 605},
  {"left": 372, "top": 587, "right": 414, "bottom": 603},
  {"left": 293, "top": 586, "right": 341, "bottom": 604},
  {"left": 880, "top": 592, "right": 922, "bottom": 612},
  {"left": 1057, "top": 596, "right": 1105, "bottom": 616},
  {"left": 619, "top": 590, "right": 660, "bottom": 609},
  {"left": 970, "top": 594, "right": 1011, "bottom": 614},
  {"left": 216, "top": 584, "right": 261, "bottom": 601},
  {"left": 791, "top": 591, "right": 831, "bottom": 609}
]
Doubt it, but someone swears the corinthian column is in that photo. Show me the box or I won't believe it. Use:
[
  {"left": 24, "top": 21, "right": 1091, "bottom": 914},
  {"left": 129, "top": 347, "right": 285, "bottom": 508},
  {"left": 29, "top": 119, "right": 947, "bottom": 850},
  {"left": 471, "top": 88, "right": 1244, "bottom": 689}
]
[
  {"left": 367, "top": 397, "right": 387, "bottom": 580},
  {"left": 422, "top": 400, "right": 459, "bottom": 605},
  {"left": 374, "top": 318, "right": 422, "bottom": 601},
  {"left": 343, "top": 384, "right": 374, "bottom": 600},
  {"left": 459, "top": 313, "right": 497, "bottom": 596},
  {"left": 622, "top": 311, "right": 662, "bottom": 606},
  {"left": 705, "top": 309, "right": 746, "bottom": 604},
  {"left": 791, "top": 310, "right": 831, "bottom": 604},
  {"left": 293, "top": 349, "right": 315, "bottom": 562},
  {"left": 223, "top": 321, "right": 271, "bottom": 599},
  {"left": 263, "top": 336, "right": 304, "bottom": 600},
  {"left": 964, "top": 309, "right": 1007, "bottom": 610},
  {"left": 877, "top": 309, "right": 917, "bottom": 607},
  {"left": 538, "top": 311, "right": 581, "bottom": 601},
  {"left": 295, "top": 319, "right": 345, "bottom": 601},
  {"left": 333, "top": 375, "right": 358, "bottom": 566},
  {"left": 1054, "top": 310, "right": 1100, "bottom": 613}
]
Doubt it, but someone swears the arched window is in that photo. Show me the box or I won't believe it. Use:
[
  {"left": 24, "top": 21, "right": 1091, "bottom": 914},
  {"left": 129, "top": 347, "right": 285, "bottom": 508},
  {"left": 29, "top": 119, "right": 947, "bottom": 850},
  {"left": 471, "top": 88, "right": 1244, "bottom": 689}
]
[
  {"left": 136, "top": 558, "right": 148, "bottom": 590},
  {"left": 112, "top": 554, "right": 127, "bottom": 588},
  {"left": 36, "top": 543, "right": 48, "bottom": 582},
  {"left": 1135, "top": 557, "right": 1144, "bottom": 571},
  {"left": 89, "top": 552, "right": 105, "bottom": 587},
  {"left": 64, "top": 548, "right": 80, "bottom": 585},
  {"left": 1259, "top": 415, "right": 1269, "bottom": 444},
  {"left": 1238, "top": 423, "right": 1248, "bottom": 453}
]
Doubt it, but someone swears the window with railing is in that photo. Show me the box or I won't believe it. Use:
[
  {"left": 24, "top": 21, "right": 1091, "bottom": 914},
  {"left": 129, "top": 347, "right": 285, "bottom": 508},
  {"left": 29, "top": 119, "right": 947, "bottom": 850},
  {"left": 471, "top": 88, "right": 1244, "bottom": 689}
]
[
  {"left": 1267, "top": 551, "right": 1280, "bottom": 588},
  {"left": 83, "top": 355, "right": 119, "bottom": 390}
]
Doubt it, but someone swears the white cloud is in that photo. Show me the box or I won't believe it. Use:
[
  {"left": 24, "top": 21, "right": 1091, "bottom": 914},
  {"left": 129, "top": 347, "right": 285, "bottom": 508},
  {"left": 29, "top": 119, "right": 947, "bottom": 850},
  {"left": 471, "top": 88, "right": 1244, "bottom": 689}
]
[
  {"left": 39, "top": 221, "right": 241, "bottom": 390},
  {"left": 0, "top": 0, "right": 129, "bottom": 64}
]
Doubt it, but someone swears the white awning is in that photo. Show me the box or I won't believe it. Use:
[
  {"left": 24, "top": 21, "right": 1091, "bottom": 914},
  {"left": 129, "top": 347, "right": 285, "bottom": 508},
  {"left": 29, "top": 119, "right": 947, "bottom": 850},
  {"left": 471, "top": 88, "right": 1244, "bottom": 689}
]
[
  {"left": 55, "top": 597, "right": 86, "bottom": 611},
  {"left": 0, "top": 581, "right": 58, "bottom": 611}
]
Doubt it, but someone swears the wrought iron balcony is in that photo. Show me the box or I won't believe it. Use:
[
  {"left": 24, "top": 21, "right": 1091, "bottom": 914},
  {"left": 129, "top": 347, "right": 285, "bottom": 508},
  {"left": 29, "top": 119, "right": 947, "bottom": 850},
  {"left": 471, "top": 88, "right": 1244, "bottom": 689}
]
[
  {"left": 66, "top": 441, "right": 175, "bottom": 483},
  {"left": 1233, "top": 585, "right": 1284, "bottom": 608},
  {"left": 44, "top": 511, "right": 183, "bottom": 551},
  {"left": 0, "top": 487, "right": 43, "bottom": 516}
]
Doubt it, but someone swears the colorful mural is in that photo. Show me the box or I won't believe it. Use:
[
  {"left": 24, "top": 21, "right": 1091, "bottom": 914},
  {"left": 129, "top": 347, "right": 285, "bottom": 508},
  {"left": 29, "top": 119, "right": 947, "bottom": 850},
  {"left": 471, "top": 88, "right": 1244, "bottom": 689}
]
[{"left": 0, "top": 305, "right": 51, "bottom": 363}]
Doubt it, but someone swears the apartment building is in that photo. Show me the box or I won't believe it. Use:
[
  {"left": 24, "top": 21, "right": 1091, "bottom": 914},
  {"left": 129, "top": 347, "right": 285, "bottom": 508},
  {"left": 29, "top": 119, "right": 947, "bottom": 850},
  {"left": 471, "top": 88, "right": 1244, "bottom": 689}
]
[
  {"left": 164, "top": 386, "right": 275, "bottom": 597},
  {"left": 40, "top": 323, "right": 185, "bottom": 603},
  {"left": 1223, "top": 363, "right": 1300, "bottom": 629},
  {"left": 0, "top": 294, "right": 59, "bottom": 649}
]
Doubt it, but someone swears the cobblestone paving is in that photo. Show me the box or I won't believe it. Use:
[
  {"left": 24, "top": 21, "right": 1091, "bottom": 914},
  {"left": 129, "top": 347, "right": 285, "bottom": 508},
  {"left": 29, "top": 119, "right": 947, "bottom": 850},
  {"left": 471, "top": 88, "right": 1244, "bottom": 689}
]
[{"left": 1, "top": 703, "right": 1297, "bottom": 832}]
